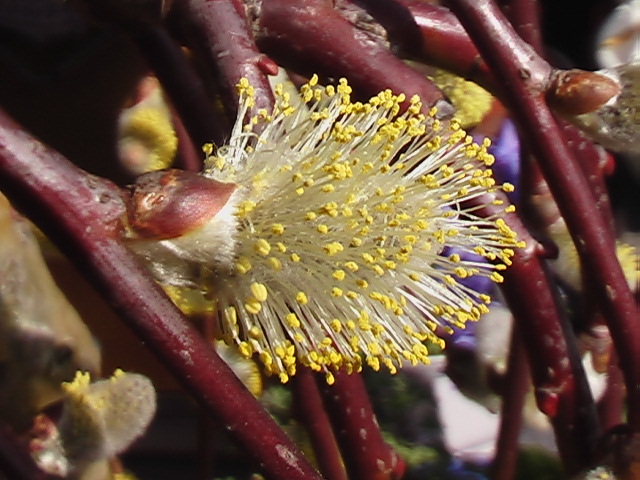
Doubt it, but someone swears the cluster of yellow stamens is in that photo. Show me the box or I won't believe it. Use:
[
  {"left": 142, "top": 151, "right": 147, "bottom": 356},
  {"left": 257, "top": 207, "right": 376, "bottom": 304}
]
[{"left": 201, "top": 75, "right": 522, "bottom": 384}]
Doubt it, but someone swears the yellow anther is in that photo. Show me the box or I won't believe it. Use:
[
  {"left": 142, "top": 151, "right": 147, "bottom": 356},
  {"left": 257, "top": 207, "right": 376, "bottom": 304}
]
[
  {"left": 235, "top": 256, "right": 252, "bottom": 274},
  {"left": 254, "top": 239, "right": 271, "bottom": 256},
  {"left": 250, "top": 282, "right": 268, "bottom": 302},
  {"left": 332, "top": 269, "right": 346, "bottom": 281},
  {"left": 296, "top": 291, "right": 309, "bottom": 305},
  {"left": 271, "top": 223, "right": 285, "bottom": 235},
  {"left": 245, "top": 299, "right": 262, "bottom": 315},
  {"left": 249, "top": 326, "right": 262, "bottom": 338},
  {"left": 286, "top": 313, "right": 301, "bottom": 328},
  {"left": 267, "top": 257, "right": 283, "bottom": 271},
  {"left": 324, "top": 242, "right": 344, "bottom": 256}
]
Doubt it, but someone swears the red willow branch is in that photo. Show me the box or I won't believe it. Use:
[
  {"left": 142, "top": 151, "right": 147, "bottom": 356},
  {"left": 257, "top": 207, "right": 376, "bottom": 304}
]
[
  {"left": 255, "top": 0, "right": 452, "bottom": 117},
  {"left": 553, "top": 119, "right": 614, "bottom": 234},
  {"left": 496, "top": 0, "right": 543, "bottom": 51},
  {"left": 293, "top": 368, "right": 348, "bottom": 480},
  {"left": 317, "top": 371, "right": 404, "bottom": 480},
  {"left": 172, "top": 0, "right": 277, "bottom": 117},
  {"left": 344, "top": 0, "right": 424, "bottom": 56},
  {"left": 489, "top": 7, "right": 602, "bottom": 471},
  {"left": 396, "top": 0, "right": 495, "bottom": 91},
  {"left": 170, "top": 103, "right": 203, "bottom": 172},
  {"left": 447, "top": 0, "right": 640, "bottom": 434},
  {"left": 599, "top": 352, "right": 627, "bottom": 432},
  {"left": 490, "top": 325, "right": 530, "bottom": 480},
  {"left": 499, "top": 0, "right": 614, "bottom": 234},
  {"left": 0, "top": 109, "right": 323, "bottom": 480}
]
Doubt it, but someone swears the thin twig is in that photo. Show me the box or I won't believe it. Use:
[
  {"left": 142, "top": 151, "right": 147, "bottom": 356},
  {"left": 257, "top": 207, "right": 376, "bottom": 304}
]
[
  {"left": 173, "top": 0, "right": 276, "bottom": 117},
  {"left": 490, "top": 325, "right": 529, "bottom": 480},
  {"left": 170, "top": 102, "right": 204, "bottom": 172},
  {"left": 317, "top": 371, "right": 404, "bottom": 480},
  {"left": 293, "top": 368, "right": 348, "bottom": 480},
  {"left": 397, "top": 0, "right": 496, "bottom": 90},
  {"left": 255, "top": 0, "right": 451, "bottom": 116},
  {"left": 598, "top": 352, "right": 626, "bottom": 433},
  {"left": 496, "top": 0, "right": 543, "bottom": 51}
]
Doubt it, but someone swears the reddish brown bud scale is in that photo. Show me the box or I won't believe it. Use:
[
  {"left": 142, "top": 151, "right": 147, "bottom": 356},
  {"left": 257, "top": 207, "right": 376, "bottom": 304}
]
[
  {"left": 546, "top": 69, "right": 621, "bottom": 116},
  {"left": 126, "top": 169, "right": 236, "bottom": 239},
  {"left": 256, "top": 55, "right": 280, "bottom": 76}
]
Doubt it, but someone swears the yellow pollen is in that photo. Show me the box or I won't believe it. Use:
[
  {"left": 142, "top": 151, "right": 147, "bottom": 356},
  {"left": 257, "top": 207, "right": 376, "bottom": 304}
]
[
  {"left": 235, "top": 256, "right": 252, "bottom": 274},
  {"left": 286, "top": 313, "right": 301, "bottom": 328},
  {"left": 250, "top": 282, "right": 268, "bottom": 302},
  {"left": 350, "top": 237, "right": 363, "bottom": 247},
  {"left": 324, "top": 242, "right": 344, "bottom": 255},
  {"left": 245, "top": 299, "right": 262, "bottom": 315},
  {"left": 267, "top": 257, "right": 283, "bottom": 270},
  {"left": 344, "top": 261, "right": 359, "bottom": 271},
  {"left": 271, "top": 223, "right": 285, "bottom": 235},
  {"left": 254, "top": 239, "right": 271, "bottom": 256},
  {"left": 333, "top": 270, "right": 346, "bottom": 281}
]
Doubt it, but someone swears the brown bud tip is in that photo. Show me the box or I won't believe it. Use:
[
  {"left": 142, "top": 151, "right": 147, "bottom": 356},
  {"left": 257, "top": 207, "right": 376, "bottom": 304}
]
[
  {"left": 127, "top": 169, "right": 236, "bottom": 239},
  {"left": 547, "top": 69, "right": 621, "bottom": 115}
]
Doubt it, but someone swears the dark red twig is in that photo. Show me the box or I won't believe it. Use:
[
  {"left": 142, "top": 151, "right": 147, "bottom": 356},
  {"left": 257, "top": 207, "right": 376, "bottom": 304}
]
[
  {"left": 397, "top": 0, "right": 495, "bottom": 90},
  {"left": 448, "top": 0, "right": 640, "bottom": 435},
  {"left": 554, "top": 119, "right": 614, "bottom": 232},
  {"left": 173, "top": 0, "right": 276, "bottom": 117},
  {"left": 490, "top": 325, "right": 529, "bottom": 480},
  {"left": 293, "top": 368, "right": 348, "bottom": 480},
  {"left": 496, "top": 0, "right": 543, "bottom": 51},
  {"left": 317, "top": 371, "right": 404, "bottom": 480},
  {"left": 0, "top": 108, "right": 323, "bottom": 480},
  {"left": 256, "top": 0, "right": 450, "bottom": 116},
  {"left": 496, "top": 0, "right": 615, "bottom": 234},
  {"left": 170, "top": 102, "right": 204, "bottom": 172},
  {"left": 598, "top": 352, "right": 626, "bottom": 433}
]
